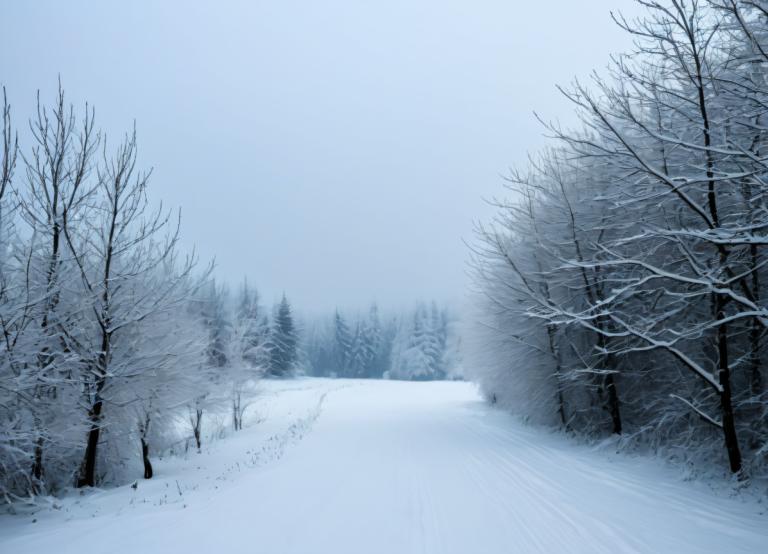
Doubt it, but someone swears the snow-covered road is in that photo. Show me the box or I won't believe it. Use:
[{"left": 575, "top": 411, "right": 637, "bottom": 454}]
[{"left": 2, "top": 379, "right": 766, "bottom": 553}]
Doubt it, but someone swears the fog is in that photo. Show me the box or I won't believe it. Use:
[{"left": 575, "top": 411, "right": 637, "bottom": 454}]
[{"left": 0, "top": 0, "right": 644, "bottom": 312}]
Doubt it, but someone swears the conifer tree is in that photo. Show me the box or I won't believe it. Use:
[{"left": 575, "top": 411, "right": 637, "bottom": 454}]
[
  {"left": 333, "top": 310, "right": 353, "bottom": 376},
  {"left": 269, "top": 294, "right": 297, "bottom": 377}
]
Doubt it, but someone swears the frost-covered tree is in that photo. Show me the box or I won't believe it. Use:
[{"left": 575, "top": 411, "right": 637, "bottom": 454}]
[
  {"left": 61, "top": 124, "right": 206, "bottom": 487},
  {"left": 235, "top": 279, "right": 270, "bottom": 370},
  {"left": 0, "top": 84, "right": 246, "bottom": 500},
  {"left": 332, "top": 310, "right": 353, "bottom": 376},
  {"left": 228, "top": 279, "right": 268, "bottom": 430},
  {"left": 0, "top": 86, "right": 29, "bottom": 500},
  {"left": 17, "top": 84, "right": 100, "bottom": 490},
  {"left": 114, "top": 301, "right": 208, "bottom": 480},
  {"left": 471, "top": 0, "right": 768, "bottom": 475},
  {"left": 199, "top": 280, "right": 231, "bottom": 370},
  {"left": 390, "top": 305, "right": 445, "bottom": 380},
  {"left": 364, "top": 304, "right": 388, "bottom": 377}
]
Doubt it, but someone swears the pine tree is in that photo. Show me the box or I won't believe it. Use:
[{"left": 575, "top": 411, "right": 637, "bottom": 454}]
[
  {"left": 406, "top": 307, "right": 443, "bottom": 380},
  {"left": 253, "top": 314, "right": 273, "bottom": 369},
  {"left": 333, "top": 310, "right": 353, "bottom": 377},
  {"left": 200, "top": 280, "right": 231, "bottom": 369},
  {"left": 388, "top": 304, "right": 451, "bottom": 381},
  {"left": 364, "top": 304, "right": 385, "bottom": 377},
  {"left": 430, "top": 302, "right": 449, "bottom": 377},
  {"left": 350, "top": 320, "right": 376, "bottom": 378},
  {"left": 269, "top": 294, "right": 297, "bottom": 377}
]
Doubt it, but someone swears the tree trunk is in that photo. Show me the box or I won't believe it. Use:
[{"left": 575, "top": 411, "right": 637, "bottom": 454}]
[
  {"left": 141, "top": 437, "right": 153, "bottom": 479},
  {"left": 716, "top": 302, "right": 742, "bottom": 473},
  {"left": 193, "top": 408, "right": 203, "bottom": 451},
  {"left": 546, "top": 325, "right": 568, "bottom": 428},
  {"left": 605, "top": 372, "right": 622, "bottom": 435},
  {"left": 77, "top": 397, "right": 103, "bottom": 488},
  {"left": 595, "top": 317, "right": 622, "bottom": 435},
  {"left": 31, "top": 435, "right": 44, "bottom": 491},
  {"left": 749, "top": 244, "right": 762, "bottom": 397},
  {"left": 233, "top": 394, "right": 242, "bottom": 431},
  {"left": 78, "top": 369, "right": 107, "bottom": 488}
]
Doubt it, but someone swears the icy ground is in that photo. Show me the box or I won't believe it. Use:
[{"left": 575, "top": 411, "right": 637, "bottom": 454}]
[{"left": 1, "top": 379, "right": 767, "bottom": 554}]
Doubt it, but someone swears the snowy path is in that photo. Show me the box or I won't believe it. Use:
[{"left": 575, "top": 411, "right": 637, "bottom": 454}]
[{"left": 2, "top": 379, "right": 767, "bottom": 553}]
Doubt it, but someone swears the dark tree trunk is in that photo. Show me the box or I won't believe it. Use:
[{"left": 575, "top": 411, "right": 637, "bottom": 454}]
[
  {"left": 77, "top": 397, "right": 103, "bottom": 488},
  {"left": 749, "top": 244, "right": 762, "bottom": 397},
  {"left": 546, "top": 325, "right": 568, "bottom": 429},
  {"left": 595, "top": 317, "right": 622, "bottom": 436},
  {"left": 716, "top": 302, "right": 742, "bottom": 473},
  {"left": 193, "top": 408, "right": 203, "bottom": 451},
  {"left": 604, "top": 372, "right": 622, "bottom": 435},
  {"left": 233, "top": 394, "right": 242, "bottom": 431},
  {"left": 78, "top": 368, "right": 107, "bottom": 488},
  {"left": 31, "top": 435, "right": 44, "bottom": 490},
  {"left": 141, "top": 437, "right": 153, "bottom": 479}
]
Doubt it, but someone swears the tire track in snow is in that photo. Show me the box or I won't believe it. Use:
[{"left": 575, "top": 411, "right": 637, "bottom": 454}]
[
  {"left": 447, "top": 404, "right": 762, "bottom": 553},
  {"left": 445, "top": 408, "right": 617, "bottom": 553}
]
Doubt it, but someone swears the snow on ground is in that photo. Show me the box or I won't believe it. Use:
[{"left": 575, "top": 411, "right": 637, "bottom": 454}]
[{"left": 1, "top": 378, "right": 766, "bottom": 554}]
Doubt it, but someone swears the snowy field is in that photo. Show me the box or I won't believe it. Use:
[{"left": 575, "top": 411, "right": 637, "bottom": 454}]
[{"left": 1, "top": 378, "right": 767, "bottom": 554}]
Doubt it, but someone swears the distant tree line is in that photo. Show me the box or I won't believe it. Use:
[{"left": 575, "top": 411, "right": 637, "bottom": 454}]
[
  {"left": 470, "top": 0, "right": 768, "bottom": 476},
  {"left": 305, "top": 302, "right": 462, "bottom": 380}
]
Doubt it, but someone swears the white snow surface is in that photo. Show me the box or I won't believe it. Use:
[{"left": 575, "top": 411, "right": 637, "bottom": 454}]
[{"left": 1, "top": 378, "right": 766, "bottom": 554}]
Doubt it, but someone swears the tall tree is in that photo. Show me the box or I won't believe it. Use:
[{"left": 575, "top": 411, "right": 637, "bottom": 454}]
[
  {"left": 269, "top": 294, "right": 297, "bottom": 377},
  {"left": 235, "top": 279, "right": 269, "bottom": 369},
  {"left": 199, "top": 280, "right": 231, "bottom": 369},
  {"left": 332, "top": 310, "right": 353, "bottom": 376},
  {"left": 65, "top": 127, "right": 201, "bottom": 487},
  {"left": 19, "top": 84, "right": 98, "bottom": 488}
]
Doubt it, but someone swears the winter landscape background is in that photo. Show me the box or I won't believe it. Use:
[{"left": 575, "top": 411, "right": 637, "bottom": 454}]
[{"left": 2, "top": 1, "right": 768, "bottom": 553}]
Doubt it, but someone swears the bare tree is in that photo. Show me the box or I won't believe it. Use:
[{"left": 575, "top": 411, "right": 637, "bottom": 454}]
[
  {"left": 63, "top": 128, "right": 201, "bottom": 487},
  {"left": 19, "top": 83, "right": 98, "bottom": 487},
  {"left": 472, "top": 0, "right": 768, "bottom": 475}
]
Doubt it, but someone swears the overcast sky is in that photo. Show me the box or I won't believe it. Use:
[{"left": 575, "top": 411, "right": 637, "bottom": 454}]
[{"left": 1, "top": 1, "right": 644, "bottom": 313}]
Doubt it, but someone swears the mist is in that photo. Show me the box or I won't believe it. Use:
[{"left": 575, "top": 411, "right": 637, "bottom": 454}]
[{"left": 0, "top": 0, "right": 644, "bottom": 312}]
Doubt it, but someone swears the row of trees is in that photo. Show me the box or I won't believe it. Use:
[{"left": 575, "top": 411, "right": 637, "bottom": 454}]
[
  {"left": 0, "top": 85, "right": 299, "bottom": 504},
  {"left": 471, "top": 0, "right": 768, "bottom": 476},
  {"left": 306, "top": 302, "right": 461, "bottom": 380}
]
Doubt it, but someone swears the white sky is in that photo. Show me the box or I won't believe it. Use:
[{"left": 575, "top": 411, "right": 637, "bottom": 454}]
[{"left": 0, "top": 0, "right": 645, "bottom": 312}]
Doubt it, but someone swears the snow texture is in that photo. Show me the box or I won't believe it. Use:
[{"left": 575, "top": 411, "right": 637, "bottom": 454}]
[{"left": 1, "top": 379, "right": 765, "bottom": 554}]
